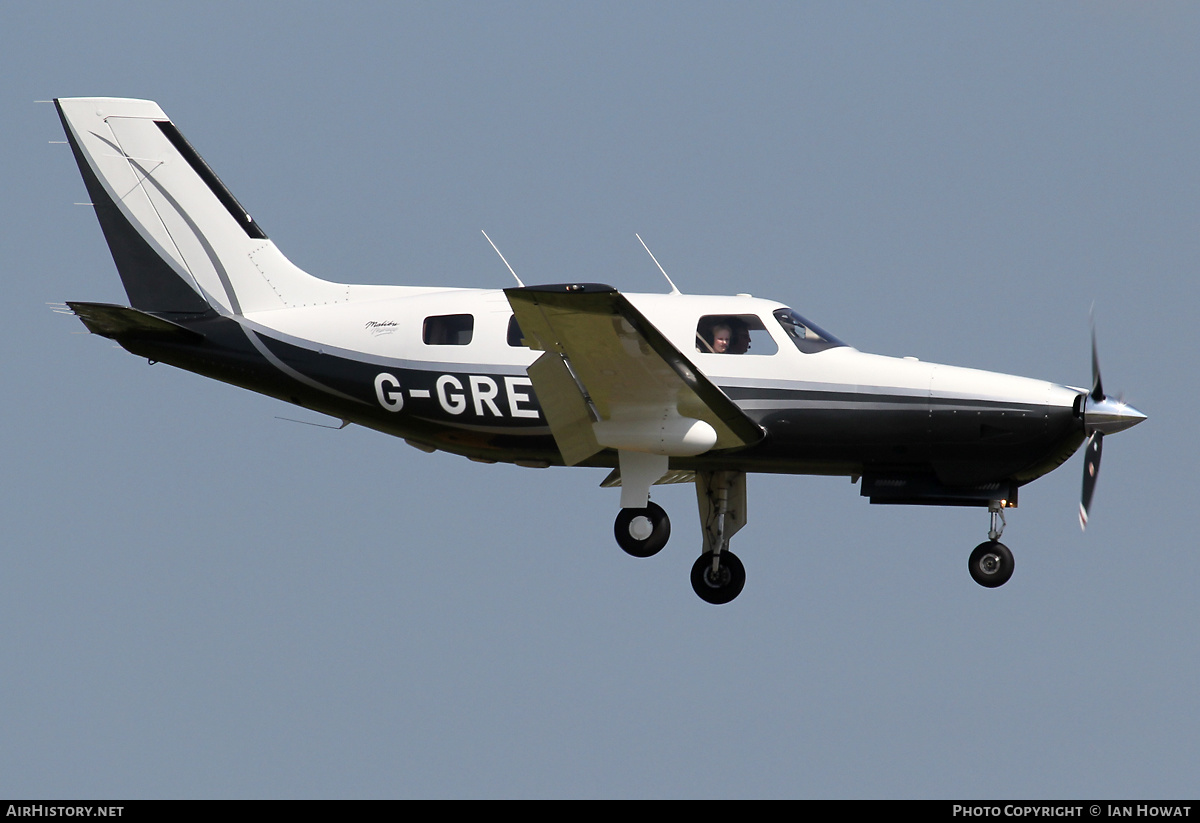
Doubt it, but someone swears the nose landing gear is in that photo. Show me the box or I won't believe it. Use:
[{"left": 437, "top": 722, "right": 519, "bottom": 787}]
[{"left": 969, "top": 501, "right": 1015, "bottom": 588}]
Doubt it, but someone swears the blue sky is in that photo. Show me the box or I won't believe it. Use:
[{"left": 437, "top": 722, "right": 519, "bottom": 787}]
[{"left": 2, "top": 2, "right": 1195, "bottom": 798}]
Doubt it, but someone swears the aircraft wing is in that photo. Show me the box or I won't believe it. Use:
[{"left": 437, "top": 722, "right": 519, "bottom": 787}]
[{"left": 506, "top": 284, "right": 763, "bottom": 465}]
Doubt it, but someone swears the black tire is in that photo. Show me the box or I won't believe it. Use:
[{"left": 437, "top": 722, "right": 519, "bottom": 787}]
[
  {"left": 614, "top": 502, "right": 671, "bottom": 558},
  {"left": 968, "top": 540, "right": 1015, "bottom": 588},
  {"left": 690, "top": 550, "right": 746, "bottom": 604}
]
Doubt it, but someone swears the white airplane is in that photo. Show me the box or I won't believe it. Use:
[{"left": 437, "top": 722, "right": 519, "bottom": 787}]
[{"left": 52, "top": 97, "right": 1146, "bottom": 603}]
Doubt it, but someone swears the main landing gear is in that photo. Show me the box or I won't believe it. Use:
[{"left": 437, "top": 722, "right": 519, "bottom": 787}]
[
  {"left": 691, "top": 470, "right": 747, "bottom": 604},
  {"left": 611, "top": 462, "right": 749, "bottom": 605},
  {"left": 969, "top": 500, "right": 1015, "bottom": 588},
  {"left": 614, "top": 502, "right": 670, "bottom": 558},
  {"left": 691, "top": 550, "right": 745, "bottom": 605}
]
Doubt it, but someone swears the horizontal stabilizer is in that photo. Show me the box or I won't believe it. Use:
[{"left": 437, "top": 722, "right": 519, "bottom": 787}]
[{"left": 66, "top": 301, "right": 205, "bottom": 342}]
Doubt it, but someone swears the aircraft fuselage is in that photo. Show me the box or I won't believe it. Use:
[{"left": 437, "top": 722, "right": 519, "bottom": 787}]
[{"left": 92, "top": 286, "right": 1086, "bottom": 504}]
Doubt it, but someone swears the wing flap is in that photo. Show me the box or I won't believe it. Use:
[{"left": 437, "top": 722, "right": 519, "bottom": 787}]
[{"left": 526, "top": 351, "right": 602, "bottom": 466}]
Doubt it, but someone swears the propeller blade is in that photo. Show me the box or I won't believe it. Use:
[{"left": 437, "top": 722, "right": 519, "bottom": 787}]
[
  {"left": 1078, "top": 310, "right": 1144, "bottom": 530},
  {"left": 1079, "top": 431, "right": 1103, "bottom": 531},
  {"left": 1090, "top": 314, "right": 1104, "bottom": 402}
]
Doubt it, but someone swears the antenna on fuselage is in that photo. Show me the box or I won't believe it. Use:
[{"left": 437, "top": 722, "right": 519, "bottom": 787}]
[
  {"left": 635, "top": 233, "right": 681, "bottom": 295},
  {"left": 274, "top": 415, "right": 350, "bottom": 430},
  {"left": 481, "top": 230, "right": 524, "bottom": 287}
]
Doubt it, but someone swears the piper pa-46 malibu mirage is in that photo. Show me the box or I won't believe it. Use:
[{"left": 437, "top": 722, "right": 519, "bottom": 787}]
[{"left": 52, "top": 97, "right": 1146, "bottom": 603}]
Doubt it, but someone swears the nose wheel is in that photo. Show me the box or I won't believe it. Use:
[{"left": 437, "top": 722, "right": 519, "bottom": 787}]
[{"left": 969, "top": 540, "right": 1014, "bottom": 588}]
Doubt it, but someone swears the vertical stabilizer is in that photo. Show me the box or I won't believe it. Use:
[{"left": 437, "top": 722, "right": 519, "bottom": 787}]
[{"left": 56, "top": 97, "right": 345, "bottom": 315}]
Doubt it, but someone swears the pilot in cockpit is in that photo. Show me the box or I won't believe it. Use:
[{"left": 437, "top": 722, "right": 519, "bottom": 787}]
[
  {"left": 698, "top": 317, "right": 749, "bottom": 354},
  {"left": 711, "top": 322, "right": 733, "bottom": 353}
]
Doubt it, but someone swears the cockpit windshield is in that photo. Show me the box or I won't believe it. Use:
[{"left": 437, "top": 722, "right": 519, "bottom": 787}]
[{"left": 773, "top": 308, "right": 846, "bottom": 354}]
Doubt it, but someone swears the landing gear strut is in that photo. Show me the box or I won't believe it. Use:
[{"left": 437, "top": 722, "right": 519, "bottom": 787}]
[
  {"left": 691, "top": 470, "right": 748, "bottom": 604},
  {"left": 969, "top": 500, "right": 1015, "bottom": 588}
]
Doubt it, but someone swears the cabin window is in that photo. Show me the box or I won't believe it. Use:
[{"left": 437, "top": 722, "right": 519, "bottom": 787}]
[
  {"left": 423, "top": 314, "right": 474, "bottom": 345},
  {"left": 772, "top": 308, "right": 845, "bottom": 354},
  {"left": 695, "top": 315, "right": 778, "bottom": 355},
  {"left": 507, "top": 315, "right": 527, "bottom": 347}
]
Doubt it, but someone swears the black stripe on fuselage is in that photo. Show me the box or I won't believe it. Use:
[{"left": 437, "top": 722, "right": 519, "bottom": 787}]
[{"left": 724, "top": 384, "right": 1045, "bottom": 413}]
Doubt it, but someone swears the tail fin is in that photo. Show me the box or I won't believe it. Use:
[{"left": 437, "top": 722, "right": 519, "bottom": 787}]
[{"left": 56, "top": 98, "right": 346, "bottom": 315}]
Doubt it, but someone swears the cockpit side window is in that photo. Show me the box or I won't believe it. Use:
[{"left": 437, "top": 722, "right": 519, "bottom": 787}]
[
  {"left": 773, "top": 308, "right": 845, "bottom": 354},
  {"left": 696, "top": 315, "right": 779, "bottom": 355},
  {"left": 423, "top": 314, "right": 474, "bottom": 345}
]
